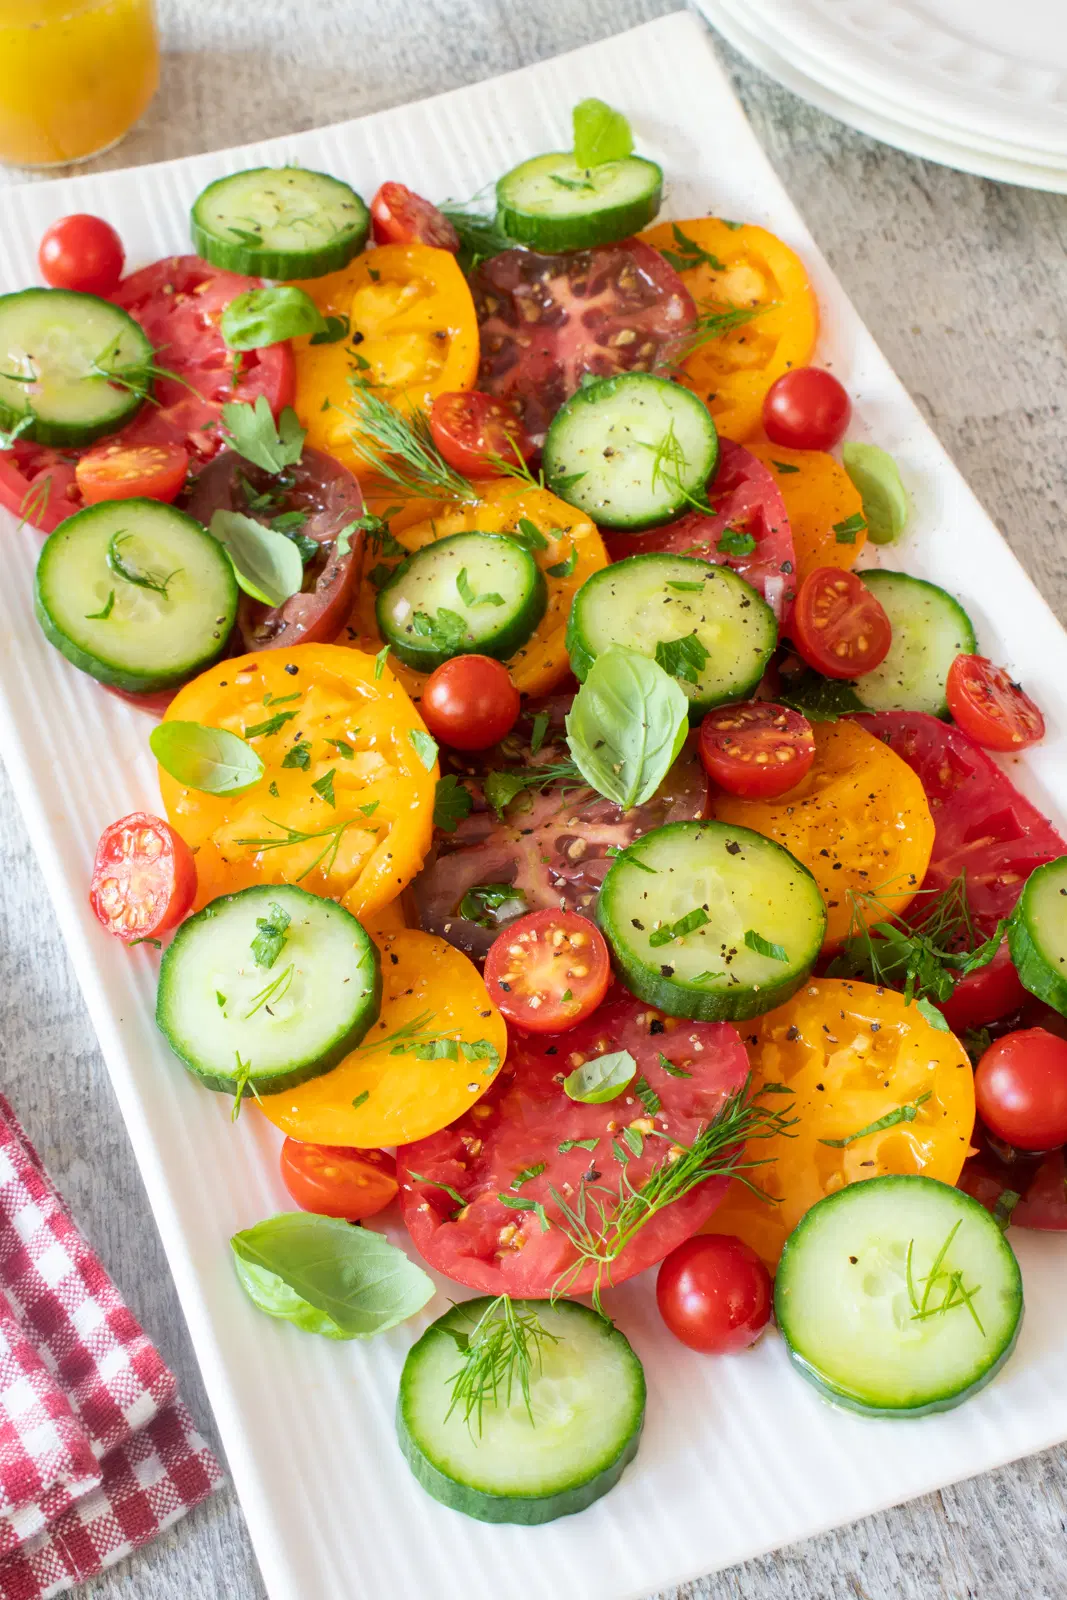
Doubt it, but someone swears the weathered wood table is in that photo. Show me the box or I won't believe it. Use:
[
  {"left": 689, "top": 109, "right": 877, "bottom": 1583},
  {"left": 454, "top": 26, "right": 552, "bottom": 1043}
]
[{"left": 1, "top": 1, "right": 1065, "bottom": 1594}]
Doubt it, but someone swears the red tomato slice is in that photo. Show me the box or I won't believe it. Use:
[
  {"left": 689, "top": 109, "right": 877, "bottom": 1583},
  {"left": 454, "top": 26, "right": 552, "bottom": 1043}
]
[
  {"left": 698, "top": 702, "right": 814, "bottom": 800},
  {"left": 605, "top": 439, "right": 797, "bottom": 617},
  {"left": 792, "top": 567, "right": 892, "bottom": 678},
  {"left": 483, "top": 909, "right": 611, "bottom": 1032},
  {"left": 75, "top": 440, "right": 189, "bottom": 505},
  {"left": 396, "top": 988, "right": 750, "bottom": 1297},
  {"left": 279, "top": 1139, "right": 398, "bottom": 1220},
  {"left": 428, "top": 391, "right": 534, "bottom": 478},
  {"left": 370, "top": 182, "right": 460, "bottom": 251},
  {"left": 946, "top": 654, "right": 1045, "bottom": 752},
  {"left": 89, "top": 811, "right": 196, "bottom": 942},
  {"left": 959, "top": 1125, "right": 1067, "bottom": 1232},
  {"left": 471, "top": 241, "right": 696, "bottom": 445}
]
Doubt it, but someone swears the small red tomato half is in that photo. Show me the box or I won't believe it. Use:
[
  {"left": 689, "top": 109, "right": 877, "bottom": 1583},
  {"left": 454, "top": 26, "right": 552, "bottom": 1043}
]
[
  {"left": 656, "top": 1234, "right": 772, "bottom": 1354},
  {"left": 791, "top": 566, "right": 892, "bottom": 679},
  {"left": 975, "top": 1028, "right": 1067, "bottom": 1152},
  {"left": 89, "top": 812, "right": 197, "bottom": 943},
  {"left": 699, "top": 701, "right": 814, "bottom": 800},
  {"left": 75, "top": 441, "right": 189, "bottom": 506},
  {"left": 946, "top": 654, "right": 1045, "bottom": 752},
  {"left": 370, "top": 182, "right": 459, "bottom": 251},
  {"left": 39, "top": 214, "right": 125, "bottom": 295},
  {"left": 279, "top": 1140, "right": 398, "bottom": 1220},
  {"left": 484, "top": 909, "right": 611, "bottom": 1033},
  {"left": 429, "top": 391, "right": 534, "bottom": 478},
  {"left": 420, "top": 655, "right": 520, "bottom": 752},
  {"left": 762, "top": 366, "right": 851, "bottom": 451}
]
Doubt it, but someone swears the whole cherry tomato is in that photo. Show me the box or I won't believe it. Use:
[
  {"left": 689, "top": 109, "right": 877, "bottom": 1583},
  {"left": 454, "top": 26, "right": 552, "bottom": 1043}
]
[
  {"left": 946, "top": 655, "right": 1045, "bottom": 752},
  {"left": 429, "top": 391, "right": 534, "bottom": 478},
  {"left": 975, "top": 1029, "right": 1067, "bottom": 1152},
  {"left": 791, "top": 566, "right": 892, "bottom": 679},
  {"left": 484, "top": 909, "right": 611, "bottom": 1033},
  {"left": 420, "top": 655, "right": 520, "bottom": 752},
  {"left": 369, "top": 182, "right": 459, "bottom": 250},
  {"left": 656, "top": 1234, "right": 773, "bottom": 1353},
  {"left": 39, "top": 214, "right": 125, "bottom": 295},
  {"left": 763, "top": 366, "right": 851, "bottom": 451},
  {"left": 698, "top": 702, "right": 815, "bottom": 799},
  {"left": 279, "top": 1140, "right": 398, "bottom": 1220},
  {"left": 89, "top": 812, "right": 196, "bottom": 943}
]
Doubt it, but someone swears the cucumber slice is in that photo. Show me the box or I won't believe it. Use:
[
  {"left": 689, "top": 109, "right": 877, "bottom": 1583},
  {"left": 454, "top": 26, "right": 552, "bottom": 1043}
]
[
  {"left": 396, "top": 1297, "right": 645, "bottom": 1524},
  {"left": 34, "top": 499, "right": 238, "bottom": 693},
  {"left": 544, "top": 372, "right": 718, "bottom": 531},
  {"left": 376, "top": 531, "right": 547, "bottom": 672},
  {"left": 191, "top": 166, "right": 370, "bottom": 278},
  {"left": 1008, "top": 856, "right": 1067, "bottom": 1016},
  {"left": 567, "top": 553, "right": 777, "bottom": 716},
  {"left": 775, "top": 1175, "right": 1023, "bottom": 1417},
  {"left": 853, "top": 569, "right": 977, "bottom": 718},
  {"left": 597, "top": 820, "right": 826, "bottom": 1021},
  {"left": 156, "top": 884, "right": 381, "bottom": 1096},
  {"left": 0, "top": 288, "right": 153, "bottom": 447},
  {"left": 496, "top": 152, "right": 663, "bottom": 252}
]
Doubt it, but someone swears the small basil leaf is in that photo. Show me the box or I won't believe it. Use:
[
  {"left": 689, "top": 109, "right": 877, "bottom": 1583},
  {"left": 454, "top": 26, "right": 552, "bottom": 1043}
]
[
  {"left": 150, "top": 720, "right": 263, "bottom": 795},
  {"left": 565, "top": 647, "right": 688, "bottom": 810},
  {"left": 220, "top": 286, "right": 327, "bottom": 351},
  {"left": 572, "top": 98, "right": 634, "bottom": 167},
  {"left": 563, "top": 1049, "right": 637, "bottom": 1104},
  {"left": 209, "top": 508, "right": 304, "bottom": 608}
]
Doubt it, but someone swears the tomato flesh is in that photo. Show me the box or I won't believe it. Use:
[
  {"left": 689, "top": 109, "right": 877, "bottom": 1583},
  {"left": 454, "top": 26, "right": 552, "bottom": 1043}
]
[
  {"left": 370, "top": 182, "right": 459, "bottom": 251},
  {"left": 763, "top": 366, "right": 851, "bottom": 451},
  {"left": 420, "top": 656, "right": 521, "bottom": 752},
  {"left": 792, "top": 566, "right": 892, "bottom": 678},
  {"left": 699, "top": 701, "right": 814, "bottom": 799},
  {"left": 974, "top": 1028, "right": 1067, "bottom": 1151},
  {"left": 89, "top": 812, "right": 197, "bottom": 942},
  {"left": 428, "top": 391, "right": 533, "bottom": 478},
  {"left": 946, "top": 654, "right": 1045, "bottom": 752},
  {"left": 656, "top": 1234, "right": 772, "bottom": 1353},
  {"left": 39, "top": 214, "right": 124, "bottom": 295},
  {"left": 75, "top": 441, "right": 189, "bottom": 505},
  {"left": 484, "top": 909, "right": 610, "bottom": 1032},
  {"left": 279, "top": 1139, "right": 398, "bottom": 1220}
]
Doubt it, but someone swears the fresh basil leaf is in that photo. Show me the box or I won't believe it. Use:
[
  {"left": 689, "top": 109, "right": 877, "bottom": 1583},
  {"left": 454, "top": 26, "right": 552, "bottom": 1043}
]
[
  {"left": 572, "top": 98, "right": 634, "bottom": 167},
  {"left": 149, "top": 721, "right": 263, "bottom": 795},
  {"left": 563, "top": 1049, "right": 637, "bottom": 1104},
  {"left": 231, "top": 1213, "right": 434, "bottom": 1340},
  {"left": 433, "top": 774, "right": 473, "bottom": 832},
  {"left": 565, "top": 647, "right": 688, "bottom": 810},
  {"left": 409, "top": 728, "right": 439, "bottom": 771},
  {"left": 220, "top": 285, "right": 327, "bottom": 351},
  {"left": 221, "top": 394, "right": 306, "bottom": 473},
  {"left": 209, "top": 508, "right": 304, "bottom": 608}
]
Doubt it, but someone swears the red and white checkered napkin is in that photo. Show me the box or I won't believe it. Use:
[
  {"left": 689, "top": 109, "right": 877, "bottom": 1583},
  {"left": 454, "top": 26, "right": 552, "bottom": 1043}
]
[{"left": 0, "top": 1093, "right": 222, "bottom": 1599}]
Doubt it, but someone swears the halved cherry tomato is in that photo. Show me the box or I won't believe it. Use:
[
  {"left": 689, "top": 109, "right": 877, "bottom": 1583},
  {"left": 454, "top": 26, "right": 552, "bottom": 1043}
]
[
  {"left": 698, "top": 702, "right": 814, "bottom": 800},
  {"left": 792, "top": 566, "right": 892, "bottom": 679},
  {"left": 763, "top": 367, "right": 850, "bottom": 451},
  {"left": 656, "top": 1234, "right": 772, "bottom": 1354},
  {"left": 974, "top": 1029, "right": 1067, "bottom": 1151},
  {"left": 39, "top": 214, "right": 124, "bottom": 295},
  {"left": 748, "top": 440, "right": 866, "bottom": 581},
  {"left": 370, "top": 183, "right": 459, "bottom": 251},
  {"left": 420, "top": 656, "right": 520, "bottom": 752},
  {"left": 946, "top": 654, "right": 1045, "bottom": 752},
  {"left": 75, "top": 441, "right": 189, "bottom": 506},
  {"left": 428, "top": 391, "right": 533, "bottom": 478},
  {"left": 279, "top": 1139, "right": 398, "bottom": 1220},
  {"left": 89, "top": 812, "right": 196, "bottom": 943},
  {"left": 484, "top": 909, "right": 611, "bottom": 1033}
]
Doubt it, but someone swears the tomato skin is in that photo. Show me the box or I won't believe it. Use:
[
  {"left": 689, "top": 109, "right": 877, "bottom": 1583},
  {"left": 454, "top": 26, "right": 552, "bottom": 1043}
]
[
  {"left": 656, "top": 1234, "right": 772, "bottom": 1353},
  {"left": 370, "top": 183, "right": 459, "bottom": 251},
  {"left": 279, "top": 1139, "right": 398, "bottom": 1220},
  {"left": 792, "top": 567, "right": 892, "bottom": 679},
  {"left": 946, "top": 655, "right": 1045, "bottom": 752},
  {"left": 974, "top": 1029, "right": 1067, "bottom": 1151},
  {"left": 420, "top": 656, "right": 520, "bottom": 752},
  {"left": 89, "top": 812, "right": 197, "bottom": 943},
  {"left": 699, "top": 702, "right": 814, "bottom": 799},
  {"left": 484, "top": 910, "right": 611, "bottom": 1033},
  {"left": 75, "top": 441, "right": 189, "bottom": 506},
  {"left": 429, "top": 391, "right": 534, "bottom": 478},
  {"left": 39, "top": 214, "right": 125, "bottom": 295},
  {"left": 763, "top": 367, "right": 850, "bottom": 451}
]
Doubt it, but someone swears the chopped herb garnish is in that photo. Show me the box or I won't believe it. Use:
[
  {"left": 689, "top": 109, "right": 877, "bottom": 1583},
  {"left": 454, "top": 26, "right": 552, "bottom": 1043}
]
[
  {"left": 281, "top": 740, "right": 311, "bottom": 770},
  {"left": 312, "top": 768, "right": 337, "bottom": 807},
  {"left": 250, "top": 901, "right": 291, "bottom": 968},
  {"left": 654, "top": 632, "right": 709, "bottom": 686},
  {"left": 820, "top": 1091, "right": 932, "bottom": 1148},
  {"left": 744, "top": 929, "right": 788, "bottom": 962},
  {"left": 433, "top": 773, "right": 473, "bottom": 833},
  {"left": 833, "top": 513, "right": 867, "bottom": 544}
]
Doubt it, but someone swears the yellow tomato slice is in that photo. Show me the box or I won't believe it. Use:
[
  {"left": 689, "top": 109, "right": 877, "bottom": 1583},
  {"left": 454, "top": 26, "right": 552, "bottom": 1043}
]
[
  {"left": 158, "top": 644, "right": 436, "bottom": 919},
  {"left": 747, "top": 439, "right": 867, "bottom": 580},
  {"left": 291, "top": 243, "right": 479, "bottom": 477},
  {"left": 347, "top": 478, "right": 608, "bottom": 698},
  {"left": 639, "top": 218, "right": 818, "bottom": 442},
  {"left": 258, "top": 928, "right": 507, "bottom": 1147},
  {"left": 705, "top": 978, "right": 975, "bottom": 1267},
  {"left": 710, "top": 719, "right": 934, "bottom": 949}
]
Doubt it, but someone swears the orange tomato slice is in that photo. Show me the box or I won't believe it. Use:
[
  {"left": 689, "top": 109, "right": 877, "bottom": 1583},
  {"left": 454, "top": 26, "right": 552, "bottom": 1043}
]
[{"left": 747, "top": 439, "right": 866, "bottom": 580}]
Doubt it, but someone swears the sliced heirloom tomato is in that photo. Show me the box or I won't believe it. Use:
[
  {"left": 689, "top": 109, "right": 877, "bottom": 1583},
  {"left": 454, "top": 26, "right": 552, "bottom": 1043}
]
[
  {"left": 428, "top": 390, "right": 534, "bottom": 477},
  {"left": 471, "top": 240, "right": 696, "bottom": 446},
  {"left": 396, "top": 987, "right": 750, "bottom": 1297},
  {"left": 259, "top": 929, "right": 507, "bottom": 1147},
  {"left": 791, "top": 567, "right": 892, "bottom": 679},
  {"left": 704, "top": 978, "right": 975, "bottom": 1268},
  {"left": 484, "top": 909, "right": 611, "bottom": 1032},
  {"left": 280, "top": 1140, "right": 398, "bottom": 1220},
  {"left": 182, "top": 445, "right": 362, "bottom": 651},
  {"left": 89, "top": 811, "right": 197, "bottom": 943},
  {"left": 605, "top": 439, "right": 797, "bottom": 617},
  {"left": 699, "top": 702, "right": 815, "bottom": 800},
  {"left": 748, "top": 440, "right": 867, "bottom": 581},
  {"left": 945, "top": 654, "right": 1045, "bottom": 752},
  {"left": 960, "top": 1128, "right": 1067, "bottom": 1232},
  {"left": 157, "top": 644, "right": 437, "bottom": 918},
  {"left": 639, "top": 218, "right": 818, "bottom": 443},
  {"left": 75, "top": 441, "right": 189, "bottom": 506}
]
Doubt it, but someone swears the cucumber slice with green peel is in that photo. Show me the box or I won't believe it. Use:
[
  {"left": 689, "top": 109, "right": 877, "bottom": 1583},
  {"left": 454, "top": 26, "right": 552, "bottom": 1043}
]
[
  {"left": 597, "top": 820, "right": 826, "bottom": 1021},
  {"left": 775, "top": 1175, "right": 1023, "bottom": 1417},
  {"left": 0, "top": 289, "right": 153, "bottom": 447},
  {"left": 567, "top": 553, "right": 777, "bottom": 716},
  {"left": 34, "top": 499, "right": 238, "bottom": 693},
  {"left": 396, "top": 1297, "right": 645, "bottom": 1524},
  {"left": 190, "top": 166, "right": 370, "bottom": 279},
  {"left": 496, "top": 152, "right": 663, "bottom": 252},
  {"left": 156, "top": 885, "right": 381, "bottom": 1097},
  {"left": 375, "top": 531, "right": 547, "bottom": 672},
  {"left": 544, "top": 372, "right": 719, "bottom": 530},
  {"left": 1008, "top": 856, "right": 1067, "bottom": 1015},
  {"left": 852, "top": 569, "right": 977, "bottom": 717}
]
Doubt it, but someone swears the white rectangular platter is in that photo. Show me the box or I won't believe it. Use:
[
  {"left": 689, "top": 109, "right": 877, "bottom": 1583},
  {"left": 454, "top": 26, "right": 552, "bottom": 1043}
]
[{"left": 2, "top": 13, "right": 1067, "bottom": 1600}]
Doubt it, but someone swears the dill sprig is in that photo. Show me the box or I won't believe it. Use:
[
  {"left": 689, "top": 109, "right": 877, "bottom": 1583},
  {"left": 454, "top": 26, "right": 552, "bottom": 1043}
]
[
  {"left": 638, "top": 419, "right": 712, "bottom": 515},
  {"left": 345, "top": 385, "right": 479, "bottom": 503},
  {"left": 905, "top": 1220, "right": 985, "bottom": 1336},
  {"left": 444, "top": 1295, "right": 559, "bottom": 1437},
  {"left": 675, "top": 301, "right": 764, "bottom": 361},
  {"left": 90, "top": 331, "right": 199, "bottom": 404},
  {"left": 234, "top": 815, "right": 355, "bottom": 881},
  {"left": 438, "top": 200, "right": 515, "bottom": 272},
  {"left": 17, "top": 472, "right": 54, "bottom": 529}
]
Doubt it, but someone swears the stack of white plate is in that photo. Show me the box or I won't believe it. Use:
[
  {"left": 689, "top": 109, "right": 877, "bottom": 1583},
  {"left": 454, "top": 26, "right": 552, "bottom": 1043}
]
[{"left": 694, "top": 0, "right": 1067, "bottom": 191}]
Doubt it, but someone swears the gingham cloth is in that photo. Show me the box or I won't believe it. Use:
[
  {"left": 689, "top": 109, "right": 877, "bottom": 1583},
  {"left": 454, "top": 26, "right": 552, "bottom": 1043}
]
[{"left": 0, "top": 1094, "right": 221, "bottom": 1599}]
